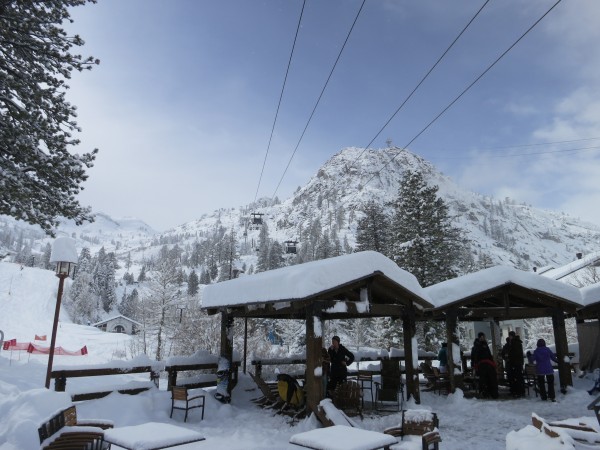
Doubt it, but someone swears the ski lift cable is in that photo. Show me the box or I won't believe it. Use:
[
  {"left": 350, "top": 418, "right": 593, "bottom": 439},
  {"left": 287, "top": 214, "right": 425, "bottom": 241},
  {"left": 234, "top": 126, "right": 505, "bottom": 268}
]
[
  {"left": 317, "top": 0, "right": 491, "bottom": 206},
  {"left": 346, "top": 0, "right": 492, "bottom": 172},
  {"left": 270, "top": 0, "right": 367, "bottom": 199},
  {"left": 253, "top": 0, "right": 307, "bottom": 204},
  {"left": 360, "top": 0, "right": 564, "bottom": 190}
]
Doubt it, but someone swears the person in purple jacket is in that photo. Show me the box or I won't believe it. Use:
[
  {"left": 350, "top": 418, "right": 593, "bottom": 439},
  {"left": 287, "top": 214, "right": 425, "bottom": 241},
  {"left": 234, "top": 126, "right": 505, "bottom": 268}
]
[{"left": 527, "top": 338, "right": 558, "bottom": 402}]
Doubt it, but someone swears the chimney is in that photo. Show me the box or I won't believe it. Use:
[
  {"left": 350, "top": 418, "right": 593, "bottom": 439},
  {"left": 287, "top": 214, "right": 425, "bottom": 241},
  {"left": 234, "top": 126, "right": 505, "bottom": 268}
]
[{"left": 576, "top": 252, "right": 583, "bottom": 260}]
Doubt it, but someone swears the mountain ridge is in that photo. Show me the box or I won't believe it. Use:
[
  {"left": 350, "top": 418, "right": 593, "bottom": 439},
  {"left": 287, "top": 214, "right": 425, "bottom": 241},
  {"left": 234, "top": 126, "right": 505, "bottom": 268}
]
[{"left": 2, "top": 147, "right": 600, "bottom": 272}]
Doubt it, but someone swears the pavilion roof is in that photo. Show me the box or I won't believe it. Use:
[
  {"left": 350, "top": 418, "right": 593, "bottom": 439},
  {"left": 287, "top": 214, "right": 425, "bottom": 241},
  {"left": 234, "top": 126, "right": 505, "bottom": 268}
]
[
  {"left": 424, "top": 265, "right": 584, "bottom": 320},
  {"left": 201, "top": 251, "right": 433, "bottom": 318}
]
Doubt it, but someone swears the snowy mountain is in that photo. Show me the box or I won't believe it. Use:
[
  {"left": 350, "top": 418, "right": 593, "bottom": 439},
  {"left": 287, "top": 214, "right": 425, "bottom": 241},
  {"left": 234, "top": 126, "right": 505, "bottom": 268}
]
[
  {"left": 162, "top": 147, "right": 600, "bottom": 271},
  {"left": 3, "top": 147, "right": 600, "bottom": 273}
]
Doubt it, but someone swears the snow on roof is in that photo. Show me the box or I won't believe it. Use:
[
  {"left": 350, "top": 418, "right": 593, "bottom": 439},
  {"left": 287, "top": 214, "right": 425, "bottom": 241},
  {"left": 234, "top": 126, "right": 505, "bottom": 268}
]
[
  {"left": 424, "top": 265, "right": 583, "bottom": 308},
  {"left": 92, "top": 315, "right": 142, "bottom": 327},
  {"left": 202, "top": 251, "right": 431, "bottom": 309},
  {"left": 541, "top": 251, "right": 600, "bottom": 280},
  {"left": 580, "top": 282, "right": 600, "bottom": 307}
]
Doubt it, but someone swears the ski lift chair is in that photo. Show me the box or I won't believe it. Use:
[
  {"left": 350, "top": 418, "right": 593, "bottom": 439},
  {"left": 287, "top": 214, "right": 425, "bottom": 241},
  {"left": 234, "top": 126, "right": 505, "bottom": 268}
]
[
  {"left": 374, "top": 359, "right": 404, "bottom": 411},
  {"left": 170, "top": 386, "right": 206, "bottom": 422}
]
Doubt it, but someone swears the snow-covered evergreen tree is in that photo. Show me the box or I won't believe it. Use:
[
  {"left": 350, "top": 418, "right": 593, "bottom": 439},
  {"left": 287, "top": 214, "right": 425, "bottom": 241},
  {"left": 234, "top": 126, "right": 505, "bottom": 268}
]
[
  {"left": 355, "top": 200, "right": 390, "bottom": 254},
  {"left": 187, "top": 270, "right": 199, "bottom": 296},
  {"left": 390, "top": 170, "right": 466, "bottom": 287},
  {"left": 0, "top": 0, "right": 98, "bottom": 234}
]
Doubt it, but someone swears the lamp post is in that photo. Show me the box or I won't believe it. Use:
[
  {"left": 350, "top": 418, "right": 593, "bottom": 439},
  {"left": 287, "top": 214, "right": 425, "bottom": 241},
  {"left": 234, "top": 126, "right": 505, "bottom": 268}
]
[{"left": 45, "top": 237, "right": 78, "bottom": 389}]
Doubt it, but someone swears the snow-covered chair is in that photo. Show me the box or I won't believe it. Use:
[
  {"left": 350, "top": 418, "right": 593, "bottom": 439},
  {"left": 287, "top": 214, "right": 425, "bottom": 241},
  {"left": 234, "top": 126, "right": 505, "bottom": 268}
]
[{"left": 170, "top": 386, "right": 206, "bottom": 422}]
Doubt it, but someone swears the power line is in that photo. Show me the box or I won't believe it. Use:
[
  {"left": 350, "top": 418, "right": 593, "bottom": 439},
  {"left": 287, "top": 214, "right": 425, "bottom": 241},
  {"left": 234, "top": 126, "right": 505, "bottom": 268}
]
[
  {"left": 352, "top": 0, "right": 492, "bottom": 165},
  {"left": 322, "top": 0, "right": 491, "bottom": 202},
  {"left": 271, "top": 0, "right": 367, "bottom": 199},
  {"left": 444, "top": 136, "right": 600, "bottom": 153},
  {"left": 362, "top": 0, "right": 564, "bottom": 188},
  {"left": 253, "top": 0, "right": 307, "bottom": 204}
]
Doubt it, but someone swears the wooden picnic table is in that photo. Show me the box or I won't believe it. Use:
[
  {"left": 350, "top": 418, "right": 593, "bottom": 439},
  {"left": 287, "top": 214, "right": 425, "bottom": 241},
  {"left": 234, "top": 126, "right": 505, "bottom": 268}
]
[
  {"left": 102, "top": 422, "right": 205, "bottom": 450},
  {"left": 289, "top": 425, "right": 397, "bottom": 450}
]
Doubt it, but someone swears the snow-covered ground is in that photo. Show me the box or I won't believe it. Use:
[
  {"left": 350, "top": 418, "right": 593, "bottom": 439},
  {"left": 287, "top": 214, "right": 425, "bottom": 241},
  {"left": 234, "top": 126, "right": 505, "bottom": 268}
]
[{"left": 1, "top": 261, "right": 599, "bottom": 449}]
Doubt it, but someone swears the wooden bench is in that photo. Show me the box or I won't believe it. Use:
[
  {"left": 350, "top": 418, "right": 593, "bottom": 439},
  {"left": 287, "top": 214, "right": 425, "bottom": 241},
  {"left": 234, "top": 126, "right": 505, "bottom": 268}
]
[
  {"left": 165, "top": 361, "right": 238, "bottom": 391},
  {"left": 384, "top": 410, "right": 441, "bottom": 450},
  {"left": 38, "top": 405, "right": 113, "bottom": 450},
  {"left": 51, "top": 365, "right": 160, "bottom": 401}
]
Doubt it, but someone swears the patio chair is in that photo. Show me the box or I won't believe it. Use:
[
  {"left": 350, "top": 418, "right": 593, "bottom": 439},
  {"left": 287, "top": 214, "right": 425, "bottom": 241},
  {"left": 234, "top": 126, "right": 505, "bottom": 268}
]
[
  {"left": 170, "top": 386, "right": 206, "bottom": 422},
  {"left": 374, "top": 360, "right": 404, "bottom": 411},
  {"left": 357, "top": 370, "right": 374, "bottom": 409},
  {"left": 524, "top": 364, "right": 539, "bottom": 397},
  {"left": 333, "top": 379, "right": 363, "bottom": 419},
  {"left": 384, "top": 409, "right": 441, "bottom": 450}
]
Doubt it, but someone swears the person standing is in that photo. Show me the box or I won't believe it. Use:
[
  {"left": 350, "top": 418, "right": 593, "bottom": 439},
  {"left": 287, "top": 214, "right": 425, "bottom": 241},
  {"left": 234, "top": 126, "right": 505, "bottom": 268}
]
[
  {"left": 527, "top": 338, "right": 558, "bottom": 402},
  {"left": 438, "top": 342, "right": 448, "bottom": 374},
  {"left": 507, "top": 331, "right": 525, "bottom": 397},
  {"left": 327, "top": 336, "right": 355, "bottom": 394},
  {"left": 471, "top": 332, "right": 498, "bottom": 399}
]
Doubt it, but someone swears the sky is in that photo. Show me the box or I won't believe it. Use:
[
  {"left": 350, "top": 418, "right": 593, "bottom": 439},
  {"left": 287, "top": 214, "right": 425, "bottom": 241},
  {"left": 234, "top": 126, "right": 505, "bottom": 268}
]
[
  {"left": 62, "top": 0, "right": 600, "bottom": 232},
  {"left": 1, "top": 261, "right": 600, "bottom": 449}
]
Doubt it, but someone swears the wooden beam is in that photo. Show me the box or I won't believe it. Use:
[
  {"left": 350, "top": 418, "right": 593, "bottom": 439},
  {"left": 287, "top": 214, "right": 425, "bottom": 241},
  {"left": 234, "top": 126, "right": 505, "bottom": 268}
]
[
  {"left": 402, "top": 303, "right": 420, "bottom": 404},
  {"left": 445, "top": 308, "right": 458, "bottom": 393},
  {"left": 305, "top": 309, "right": 323, "bottom": 415},
  {"left": 552, "top": 308, "right": 573, "bottom": 392}
]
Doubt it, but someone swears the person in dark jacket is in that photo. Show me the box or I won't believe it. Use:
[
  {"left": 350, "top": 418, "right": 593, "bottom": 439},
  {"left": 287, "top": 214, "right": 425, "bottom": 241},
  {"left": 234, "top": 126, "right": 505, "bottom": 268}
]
[
  {"left": 506, "top": 331, "right": 525, "bottom": 397},
  {"left": 527, "top": 338, "right": 558, "bottom": 401},
  {"left": 471, "top": 332, "right": 498, "bottom": 399},
  {"left": 327, "top": 336, "right": 355, "bottom": 394}
]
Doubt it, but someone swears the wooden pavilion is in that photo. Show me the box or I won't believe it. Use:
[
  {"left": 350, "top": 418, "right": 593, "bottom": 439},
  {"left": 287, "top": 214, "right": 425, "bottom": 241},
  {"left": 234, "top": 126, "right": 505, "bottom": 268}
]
[
  {"left": 577, "top": 284, "right": 600, "bottom": 371},
  {"left": 202, "top": 251, "right": 434, "bottom": 413},
  {"left": 424, "top": 266, "right": 585, "bottom": 393}
]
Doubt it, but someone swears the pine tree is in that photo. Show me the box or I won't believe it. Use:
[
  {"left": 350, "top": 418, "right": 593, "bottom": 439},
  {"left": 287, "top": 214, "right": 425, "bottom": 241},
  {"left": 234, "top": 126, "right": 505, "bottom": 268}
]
[
  {"left": 268, "top": 240, "right": 284, "bottom": 270},
  {"left": 355, "top": 201, "right": 390, "bottom": 254},
  {"left": 0, "top": 0, "right": 99, "bottom": 235},
  {"left": 256, "top": 223, "right": 270, "bottom": 272},
  {"left": 187, "top": 270, "right": 199, "bottom": 296},
  {"left": 390, "top": 170, "right": 468, "bottom": 352},
  {"left": 119, "top": 288, "right": 140, "bottom": 320},
  {"left": 390, "top": 170, "right": 466, "bottom": 287},
  {"left": 137, "top": 265, "right": 147, "bottom": 282}
]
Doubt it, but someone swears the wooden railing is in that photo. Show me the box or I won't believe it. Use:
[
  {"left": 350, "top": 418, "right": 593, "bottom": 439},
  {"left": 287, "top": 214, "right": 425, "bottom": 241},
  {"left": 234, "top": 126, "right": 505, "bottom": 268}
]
[
  {"left": 51, "top": 365, "right": 161, "bottom": 401},
  {"left": 165, "top": 361, "right": 239, "bottom": 392}
]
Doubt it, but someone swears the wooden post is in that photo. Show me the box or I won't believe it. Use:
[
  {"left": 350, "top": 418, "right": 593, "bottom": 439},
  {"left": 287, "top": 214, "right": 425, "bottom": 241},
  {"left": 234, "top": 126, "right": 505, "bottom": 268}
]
[
  {"left": 552, "top": 308, "right": 572, "bottom": 393},
  {"left": 305, "top": 309, "right": 324, "bottom": 414},
  {"left": 445, "top": 308, "right": 458, "bottom": 392},
  {"left": 402, "top": 304, "right": 420, "bottom": 404},
  {"left": 490, "top": 319, "right": 502, "bottom": 380},
  {"left": 220, "top": 310, "right": 235, "bottom": 394}
]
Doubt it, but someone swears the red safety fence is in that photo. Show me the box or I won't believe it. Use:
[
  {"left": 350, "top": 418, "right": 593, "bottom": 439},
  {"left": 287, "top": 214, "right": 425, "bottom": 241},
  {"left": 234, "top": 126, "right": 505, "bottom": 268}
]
[
  {"left": 26, "top": 343, "right": 88, "bottom": 356},
  {"left": 2, "top": 339, "right": 88, "bottom": 355},
  {"left": 34, "top": 334, "right": 47, "bottom": 341}
]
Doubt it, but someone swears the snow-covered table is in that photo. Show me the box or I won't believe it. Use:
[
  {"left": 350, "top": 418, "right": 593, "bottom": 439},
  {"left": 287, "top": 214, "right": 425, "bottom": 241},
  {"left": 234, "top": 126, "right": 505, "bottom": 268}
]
[
  {"left": 102, "top": 422, "right": 206, "bottom": 449},
  {"left": 289, "top": 425, "right": 397, "bottom": 450}
]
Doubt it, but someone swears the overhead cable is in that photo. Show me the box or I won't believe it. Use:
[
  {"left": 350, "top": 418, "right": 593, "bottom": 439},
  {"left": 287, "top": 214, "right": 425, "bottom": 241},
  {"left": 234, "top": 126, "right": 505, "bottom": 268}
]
[
  {"left": 271, "top": 0, "right": 367, "bottom": 199},
  {"left": 253, "top": 0, "right": 307, "bottom": 204},
  {"left": 362, "top": 0, "right": 564, "bottom": 188}
]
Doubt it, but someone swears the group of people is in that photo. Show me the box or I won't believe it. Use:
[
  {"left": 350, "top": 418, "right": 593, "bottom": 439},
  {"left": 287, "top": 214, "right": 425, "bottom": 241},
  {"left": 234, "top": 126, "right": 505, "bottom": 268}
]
[
  {"left": 468, "top": 331, "right": 558, "bottom": 401},
  {"left": 324, "top": 333, "right": 560, "bottom": 402}
]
